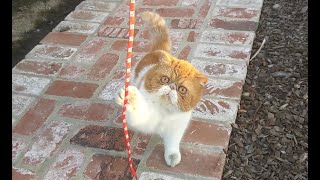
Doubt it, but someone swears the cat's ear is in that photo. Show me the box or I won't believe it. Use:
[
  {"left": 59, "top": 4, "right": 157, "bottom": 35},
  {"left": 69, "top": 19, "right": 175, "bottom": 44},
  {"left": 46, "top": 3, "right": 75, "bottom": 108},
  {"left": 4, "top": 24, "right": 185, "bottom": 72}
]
[{"left": 196, "top": 73, "right": 208, "bottom": 86}]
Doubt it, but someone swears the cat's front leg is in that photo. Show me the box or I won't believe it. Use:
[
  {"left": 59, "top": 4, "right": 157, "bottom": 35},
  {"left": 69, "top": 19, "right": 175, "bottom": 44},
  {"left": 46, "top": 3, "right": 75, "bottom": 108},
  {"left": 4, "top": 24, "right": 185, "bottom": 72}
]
[
  {"left": 115, "top": 86, "right": 151, "bottom": 131},
  {"left": 116, "top": 86, "right": 140, "bottom": 112},
  {"left": 163, "top": 132, "right": 183, "bottom": 167}
]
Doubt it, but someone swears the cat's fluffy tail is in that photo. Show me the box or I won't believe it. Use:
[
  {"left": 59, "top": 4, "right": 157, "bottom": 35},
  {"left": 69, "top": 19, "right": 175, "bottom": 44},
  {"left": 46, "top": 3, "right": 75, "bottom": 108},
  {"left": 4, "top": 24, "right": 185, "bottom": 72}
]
[{"left": 141, "top": 11, "right": 171, "bottom": 53}]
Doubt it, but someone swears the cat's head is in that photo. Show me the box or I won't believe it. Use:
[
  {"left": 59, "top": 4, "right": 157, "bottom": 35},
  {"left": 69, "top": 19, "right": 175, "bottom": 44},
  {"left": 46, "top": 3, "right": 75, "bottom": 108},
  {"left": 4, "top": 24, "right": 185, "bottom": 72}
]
[{"left": 138, "top": 51, "right": 208, "bottom": 112}]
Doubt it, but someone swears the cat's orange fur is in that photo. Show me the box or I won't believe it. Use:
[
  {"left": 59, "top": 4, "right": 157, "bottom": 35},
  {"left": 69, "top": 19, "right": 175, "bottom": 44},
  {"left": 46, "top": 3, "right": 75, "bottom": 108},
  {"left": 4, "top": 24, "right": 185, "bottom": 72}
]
[{"left": 134, "top": 11, "right": 208, "bottom": 112}]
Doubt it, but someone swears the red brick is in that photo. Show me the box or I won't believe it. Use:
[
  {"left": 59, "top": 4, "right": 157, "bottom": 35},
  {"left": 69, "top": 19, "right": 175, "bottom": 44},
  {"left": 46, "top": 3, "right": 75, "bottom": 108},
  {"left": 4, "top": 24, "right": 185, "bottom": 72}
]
[
  {"left": 45, "top": 80, "right": 98, "bottom": 98},
  {"left": 137, "top": 7, "right": 154, "bottom": 13},
  {"left": 12, "top": 167, "right": 36, "bottom": 180},
  {"left": 98, "top": 67, "right": 125, "bottom": 101},
  {"left": 112, "top": 2, "right": 129, "bottom": 18},
  {"left": 139, "top": 29, "right": 151, "bottom": 40},
  {"left": 212, "top": 7, "right": 260, "bottom": 19},
  {"left": 76, "top": 1, "right": 117, "bottom": 12},
  {"left": 43, "top": 148, "right": 84, "bottom": 179},
  {"left": 132, "top": 134, "right": 152, "bottom": 156},
  {"left": 181, "top": 0, "right": 200, "bottom": 7},
  {"left": 135, "top": 8, "right": 155, "bottom": 26},
  {"left": 133, "top": 40, "right": 152, "bottom": 52},
  {"left": 70, "top": 125, "right": 134, "bottom": 151},
  {"left": 117, "top": 28, "right": 130, "bottom": 38},
  {"left": 12, "top": 137, "right": 27, "bottom": 161},
  {"left": 111, "top": 40, "right": 151, "bottom": 52},
  {"left": 74, "top": 38, "right": 108, "bottom": 64},
  {"left": 204, "top": 79, "right": 243, "bottom": 100},
  {"left": 132, "top": 54, "right": 144, "bottom": 67},
  {"left": 178, "top": 45, "right": 191, "bottom": 60},
  {"left": 146, "top": 144, "right": 226, "bottom": 179},
  {"left": 110, "top": 40, "right": 126, "bottom": 51},
  {"left": 97, "top": 53, "right": 139, "bottom": 99},
  {"left": 86, "top": 53, "right": 119, "bottom": 80},
  {"left": 156, "top": 8, "right": 194, "bottom": 17},
  {"left": 84, "top": 154, "right": 139, "bottom": 179},
  {"left": 113, "top": 108, "right": 126, "bottom": 126},
  {"left": 143, "top": 0, "right": 179, "bottom": 6},
  {"left": 141, "top": 29, "right": 184, "bottom": 45},
  {"left": 200, "top": 30, "right": 255, "bottom": 45},
  {"left": 12, "top": 74, "right": 51, "bottom": 95},
  {"left": 199, "top": 0, "right": 213, "bottom": 17},
  {"left": 108, "top": 27, "right": 122, "bottom": 37},
  {"left": 22, "top": 121, "right": 72, "bottom": 165},
  {"left": 14, "top": 60, "right": 62, "bottom": 76},
  {"left": 26, "top": 44, "right": 77, "bottom": 60},
  {"left": 58, "top": 63, "right": 87, "bottom": 79},
  {"left": 12, "top": 94, "right": 35, "bottom": 116},
  {"left": 97, "top": 26, "right": 115, "bottom": 36},
  {"left": 106, "top": 67, "right": 122, "bottom": 80},
  {"left": 208, "top": 18, "right": 258, "bottom": 31},
  {"left": 191, "top": 59, "right": 247, "bottom": 80},
  {"left": 121, "top": 28, "right": 138, "bottom": 38},
  {"left": 58, "top": 101, "right": 115, "bottom": 122},
  {"left": 193, "top": 98, "right": 238, "bottom": 122},
  {"left": 187, "top": 31, "right": 199, "bottom": 42},
  {"left": 217, "top": 0, "right": 263, "bottom": 8},
  {"left": 194, "top": 44, "right": 251, "bottom": 61},
  {"left": 135, "top": 16, "right": 145, "bottom": 27},
  {"left": 183, "top": 120, "right": 231, "bottom": 148},
  {"left": 40, "top": 32, "right": 87, "bottom": 46},
  {"left": 97, "top": 59, "right": 140, "bottom": 101},
  {"left": 171, "top": 19, "right": 203, "bottom": 29},
  {"left": 65, "top": 10, "right": 109, "bottom": 23},
  {"left": 97, "top": 26, "right": 139, "bottom": 38},
  {"left": 53, "top": 21, "right": 100, "bottom": 35},
  {"left": 13, "top": 98, "right": 56, "bottom": 135},
  {"left": 170, "top": 31, "right": 186, "bottom": 53},
  {"left": 139, "top": 172, "right": 183, "bottom": 180},
  {"left": 103, "top": 16, "right": 124, "bottom": 26}
]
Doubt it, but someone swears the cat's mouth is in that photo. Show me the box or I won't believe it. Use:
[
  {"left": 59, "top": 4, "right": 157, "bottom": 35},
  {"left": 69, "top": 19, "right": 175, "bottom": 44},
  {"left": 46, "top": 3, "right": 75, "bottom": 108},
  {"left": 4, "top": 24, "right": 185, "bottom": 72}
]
[
  {"left": 155, "top": 86, "right": 178, "bottom": 107},
  {"left": 160, "top": 94, "right": 170, "bottom": 103},
  {"left": 160, "top": 92, "right": 177, "bottom": 106}
]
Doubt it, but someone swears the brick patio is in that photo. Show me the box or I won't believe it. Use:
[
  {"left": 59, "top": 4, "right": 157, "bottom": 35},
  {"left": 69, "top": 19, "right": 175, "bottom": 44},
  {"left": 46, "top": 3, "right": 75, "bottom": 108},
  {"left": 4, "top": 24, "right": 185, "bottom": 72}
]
[{"left": 12, "top": 0, "right": 264, "bottom": 179}]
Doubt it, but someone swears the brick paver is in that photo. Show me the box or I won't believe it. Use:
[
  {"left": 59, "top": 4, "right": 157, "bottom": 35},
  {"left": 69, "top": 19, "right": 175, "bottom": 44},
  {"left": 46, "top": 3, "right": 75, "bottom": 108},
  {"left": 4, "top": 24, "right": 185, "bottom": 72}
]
[{"left": 12, "top": 0, "right": 263, "bottom": 179}]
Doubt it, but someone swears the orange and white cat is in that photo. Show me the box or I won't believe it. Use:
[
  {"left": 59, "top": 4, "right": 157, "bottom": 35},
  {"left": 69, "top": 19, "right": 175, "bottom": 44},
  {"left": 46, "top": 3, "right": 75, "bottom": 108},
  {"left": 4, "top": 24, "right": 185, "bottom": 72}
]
[{"left": 116, "top": 12, "right": 208, "bottom": 167}]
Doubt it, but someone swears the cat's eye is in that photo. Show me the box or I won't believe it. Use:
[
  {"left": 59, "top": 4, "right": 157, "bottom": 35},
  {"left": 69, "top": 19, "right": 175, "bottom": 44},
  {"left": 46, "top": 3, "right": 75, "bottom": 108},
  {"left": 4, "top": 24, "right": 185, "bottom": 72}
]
[
  {"left": 178, "top": 86, "right": 187, "bottom": 94},
  {"left": 160, "top": 76, "right": 170, "bottom": 84}
]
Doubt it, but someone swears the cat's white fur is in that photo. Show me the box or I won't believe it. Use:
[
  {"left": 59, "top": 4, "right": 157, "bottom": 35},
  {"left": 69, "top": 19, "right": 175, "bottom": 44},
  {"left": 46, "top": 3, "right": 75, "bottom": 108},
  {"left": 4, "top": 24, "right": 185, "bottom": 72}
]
[{"left": 115, "top": 65, "right": 192, "bottom": 167}]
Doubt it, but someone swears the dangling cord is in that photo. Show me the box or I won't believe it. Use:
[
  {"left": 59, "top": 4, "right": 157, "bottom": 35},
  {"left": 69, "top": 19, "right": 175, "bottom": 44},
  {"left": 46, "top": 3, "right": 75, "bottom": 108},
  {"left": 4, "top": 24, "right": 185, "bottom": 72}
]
[{"left": 121, "top": 0, "right": 138, "bottom": 179}]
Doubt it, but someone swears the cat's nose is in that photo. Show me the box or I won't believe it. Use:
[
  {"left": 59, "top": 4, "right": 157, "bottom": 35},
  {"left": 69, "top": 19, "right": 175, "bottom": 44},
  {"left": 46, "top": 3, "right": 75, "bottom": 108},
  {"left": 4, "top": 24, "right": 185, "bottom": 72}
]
[{"left": 169, "top": 83, "right": 176, "bottom": 90}]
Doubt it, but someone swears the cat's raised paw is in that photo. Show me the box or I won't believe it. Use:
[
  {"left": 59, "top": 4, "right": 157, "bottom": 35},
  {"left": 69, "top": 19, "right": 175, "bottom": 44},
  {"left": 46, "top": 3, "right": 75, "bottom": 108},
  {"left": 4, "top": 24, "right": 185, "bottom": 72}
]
[
  {"left": 115, "top": 86, "right": 139, "bottom": 111},
  {"left": 164, "top": 152, "right": 181, "bottom": 167}
]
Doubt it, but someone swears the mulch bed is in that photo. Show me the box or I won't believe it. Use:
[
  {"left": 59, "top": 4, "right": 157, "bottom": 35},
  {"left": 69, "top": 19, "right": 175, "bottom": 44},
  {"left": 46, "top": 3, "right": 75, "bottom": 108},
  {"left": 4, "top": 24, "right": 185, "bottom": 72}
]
[{"left": 223, "top": 0, "right": 308, "bottom": 179}]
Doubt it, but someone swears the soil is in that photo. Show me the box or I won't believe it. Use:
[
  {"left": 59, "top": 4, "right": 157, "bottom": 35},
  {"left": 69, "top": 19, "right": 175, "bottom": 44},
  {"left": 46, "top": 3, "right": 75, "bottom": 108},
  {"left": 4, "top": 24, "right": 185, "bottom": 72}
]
[
  {"left": 12, "top": 0, "right": 83, "bottom": 68},
  {"left": 223, "top": 0, "right": 308, "bottom": 179}
]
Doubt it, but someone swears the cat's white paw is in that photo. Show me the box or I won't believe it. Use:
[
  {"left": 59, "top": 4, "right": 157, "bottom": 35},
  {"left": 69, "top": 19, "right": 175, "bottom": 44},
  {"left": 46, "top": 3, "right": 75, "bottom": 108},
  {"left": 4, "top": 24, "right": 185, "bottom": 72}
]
[
  {"left": 164, "top": 151, "right": 181, "bottom": 167},
  {"left": 115, "top": 86, "right": 139, "bottom": 111}
]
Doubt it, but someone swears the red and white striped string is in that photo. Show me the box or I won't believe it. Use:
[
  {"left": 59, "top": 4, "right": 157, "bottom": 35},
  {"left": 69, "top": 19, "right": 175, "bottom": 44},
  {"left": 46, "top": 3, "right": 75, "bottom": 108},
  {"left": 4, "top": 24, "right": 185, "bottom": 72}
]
[{"left": 121, "top": 0, "right": 138, "bottom": 179}]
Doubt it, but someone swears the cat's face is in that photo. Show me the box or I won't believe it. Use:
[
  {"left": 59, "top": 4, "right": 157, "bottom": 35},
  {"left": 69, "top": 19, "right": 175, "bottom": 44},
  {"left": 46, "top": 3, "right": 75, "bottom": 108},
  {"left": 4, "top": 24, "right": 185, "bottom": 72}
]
[{"left": 143, "top": 56, "right": 208, "bottom": 112}]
